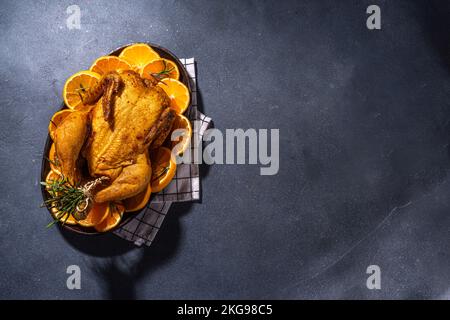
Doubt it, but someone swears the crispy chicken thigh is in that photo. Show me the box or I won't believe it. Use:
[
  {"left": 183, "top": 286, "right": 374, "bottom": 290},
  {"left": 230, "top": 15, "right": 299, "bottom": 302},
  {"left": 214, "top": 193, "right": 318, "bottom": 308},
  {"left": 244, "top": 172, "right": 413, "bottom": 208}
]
[{"left": 53, "top": 111, "right": 89, "bottom": 184}]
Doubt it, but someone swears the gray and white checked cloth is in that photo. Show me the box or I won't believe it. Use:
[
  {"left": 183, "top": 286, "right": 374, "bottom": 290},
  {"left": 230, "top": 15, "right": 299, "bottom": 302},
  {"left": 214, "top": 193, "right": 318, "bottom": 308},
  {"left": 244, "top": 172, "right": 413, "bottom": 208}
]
[{"left": 114, "top": 58, "right": 212, "bottom": 247}]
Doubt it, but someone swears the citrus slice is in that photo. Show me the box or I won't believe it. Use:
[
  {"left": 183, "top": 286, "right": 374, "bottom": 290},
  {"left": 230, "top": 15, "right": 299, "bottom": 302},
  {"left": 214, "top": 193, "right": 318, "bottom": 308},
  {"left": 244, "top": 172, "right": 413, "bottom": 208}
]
[
  {"left": 168, "top": 114, "right": 192, "bottom": 156},
  {"left": 76, "top": 202, "right": 109, "bottom": 228},
  {"left": 63, "top": 70, "right": 101, "bottom": 110},
  {"left": 48, "top": 109, "right": 73, "bottom": 140},
  {"left": 89, "top": 56, "right": 133, "bottom": 75},
  {"left": 48, "top": 143, "right": 61, "bottom": 174},
  {"left": 94, "top": 202, "right": 125, "bottom": 232},
  {"left": 45, "top": 170, "right": 62, "bottom": 189},
  {"left": 141, "top": 58, "right": 180, "bottom": 80},
  {"left": 119, "top": 43, "right": 160, "bottom": 71},
  {"left": 157, "top": 78, "right": 190, "bottom": 114},
  {"left": 150, "top": 147, "right": 177, "bottom": 193},
  {"left": 50, "top": 207, "right": 77, "bottom": 225},
  {"left": 44, "top": 170, "right": 63, "bottom": 198},
  {"left": 123, "top": 183, "right": 152, "bottom": 212}
]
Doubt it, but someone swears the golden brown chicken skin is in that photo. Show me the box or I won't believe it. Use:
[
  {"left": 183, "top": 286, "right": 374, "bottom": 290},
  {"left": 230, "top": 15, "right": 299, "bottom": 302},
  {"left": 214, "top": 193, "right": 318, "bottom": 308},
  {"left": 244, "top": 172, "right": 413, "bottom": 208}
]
[
  {"left": 53, "top": 111, "right": 89, "bottom": 184},
  {"left": 54, "top": 70, "right": 176, "bottom": 202}
]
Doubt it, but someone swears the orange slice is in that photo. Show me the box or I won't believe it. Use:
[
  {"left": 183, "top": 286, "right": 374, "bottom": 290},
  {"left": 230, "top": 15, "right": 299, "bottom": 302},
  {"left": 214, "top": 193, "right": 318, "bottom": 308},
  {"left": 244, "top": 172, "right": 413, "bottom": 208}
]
[
  {"left": 50, "top": 207, "right": 77, "bottom": 225},
  {"left": 89, "top": 56, "right": 133, "bottom": 75},
  {"left": 141, "top": 58, "right": 180, "bottom": 80},
  {"left": 150, "top": 147, "right": 177, "bottom": 193},
  {"left": 45, "top": 170, "right": 62, "bottom": 189},
  {"left": 123, "top": 183, "right": 152, "bottom": 212},
  {"left": 63, "top": 70, "right": 101, "bottom": 110},
  {"left": 95, "top": 202, "right": 125, "bottom": 232},
  {"left": 158, "top": 78, "right": 190, "bottom": 114},
  {"left": 48, "top": 143, "right": 61, "bottom": 174},
  {"left": 119, "top": 43, "right": 160, "bottom": 71},
  {"left": 168, "top": 114, "right": 192, "bottom": 156},
  {"left": 48, "top": 109, "right": 73, "bottom": 140},
  {"left": 76, "top": 202, "right": 109, "bottom": 228}
]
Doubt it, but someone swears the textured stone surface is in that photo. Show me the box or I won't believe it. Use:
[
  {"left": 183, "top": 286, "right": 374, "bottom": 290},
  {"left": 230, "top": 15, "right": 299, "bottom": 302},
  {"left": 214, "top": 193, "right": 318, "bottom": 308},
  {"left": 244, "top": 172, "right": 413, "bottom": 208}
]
[{"left": 0, "top": 0, "right": 449, "bottom": 299}]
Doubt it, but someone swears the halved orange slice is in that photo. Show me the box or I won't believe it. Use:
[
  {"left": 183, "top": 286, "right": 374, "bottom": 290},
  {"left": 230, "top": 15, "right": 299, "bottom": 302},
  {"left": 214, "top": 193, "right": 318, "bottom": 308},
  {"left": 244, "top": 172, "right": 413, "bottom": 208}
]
[
  {"left": 169, "top": 114, "right": 192, "bottom": 156},
  {"left": 150, "top": 147, "right": 177, "bottom": 193},
  {"left": 63, "top": 70, "right": 101, "bottom": 110},
  {"left": 89, "top": 56, "right": 132, "bottom": 75},
  {"left": 123, "top": 183, "right": 152, "bottom": 212},
  {"left": 141, "top": 58, "right": 179, "bottom": 80},
  {"left": 94, "top": 202, "right": 125, "bottom": 232},
  {"left": 48, "top": 109, "right": 73, "bottom": 140},
  {"left": 45, "top": 170, "right": 62, "bottom": 188},
  {"left": 157, "top": 78, "right": 190, "bottom": 114},
  {"left": 76, "top": 202, "right": 109, "bottom": 228},
  {"left": 119, "top": 43, "right": 160, "bottom": 71}
]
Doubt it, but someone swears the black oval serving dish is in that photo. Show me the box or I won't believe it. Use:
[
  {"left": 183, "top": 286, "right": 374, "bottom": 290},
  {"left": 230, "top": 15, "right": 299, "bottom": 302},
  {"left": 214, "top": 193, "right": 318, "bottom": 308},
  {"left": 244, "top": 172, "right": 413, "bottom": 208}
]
[{"left": 40, "top": 42, "right": 191, "bottom": 235}]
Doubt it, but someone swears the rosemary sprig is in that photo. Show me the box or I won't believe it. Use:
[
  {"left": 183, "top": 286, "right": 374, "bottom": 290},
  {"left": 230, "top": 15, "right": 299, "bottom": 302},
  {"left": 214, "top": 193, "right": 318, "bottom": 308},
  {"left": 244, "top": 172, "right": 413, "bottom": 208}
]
[
  {"left": 150, "top": 60, "right": 175, "bottom": 81},
  {"left": 108, "top": 202, "right": 122, "bottom": 217},
  {"left": 41, "top": 174, "right": 85, "bottom": 226},
  {"left": 75, "top": 83, "right": 90, "bottom": 102}
]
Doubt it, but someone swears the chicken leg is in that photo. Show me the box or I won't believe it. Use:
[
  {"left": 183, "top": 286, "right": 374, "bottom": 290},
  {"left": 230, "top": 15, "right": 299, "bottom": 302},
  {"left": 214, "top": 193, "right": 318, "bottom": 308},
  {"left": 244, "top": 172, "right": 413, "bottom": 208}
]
[
  {"left": 94, "top": 151, "right": 151, "bottom": 203},
  {"left": 54, "top": 111, "right": 89, "bottom": 184}
]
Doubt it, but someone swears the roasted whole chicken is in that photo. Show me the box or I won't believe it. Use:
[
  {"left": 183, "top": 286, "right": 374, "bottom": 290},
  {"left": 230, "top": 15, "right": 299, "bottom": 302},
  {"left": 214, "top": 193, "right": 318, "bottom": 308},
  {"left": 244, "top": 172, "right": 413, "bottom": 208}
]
[{"left": 54, "top": 70, "right": 176, "bottom": 203}]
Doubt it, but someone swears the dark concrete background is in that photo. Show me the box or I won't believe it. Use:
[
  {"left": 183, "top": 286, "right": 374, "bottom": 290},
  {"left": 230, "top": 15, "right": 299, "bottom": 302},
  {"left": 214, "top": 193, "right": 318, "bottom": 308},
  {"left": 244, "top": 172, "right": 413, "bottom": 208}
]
[{"left": 0, "top": 0, "right": 449, "bottom": 299}]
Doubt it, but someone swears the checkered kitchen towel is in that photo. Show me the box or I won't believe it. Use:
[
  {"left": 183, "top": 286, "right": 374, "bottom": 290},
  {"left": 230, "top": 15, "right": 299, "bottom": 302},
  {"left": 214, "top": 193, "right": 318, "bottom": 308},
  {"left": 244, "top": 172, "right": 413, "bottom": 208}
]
[{"left": 114, "top": 58, "right": 212, "bottom": 246}]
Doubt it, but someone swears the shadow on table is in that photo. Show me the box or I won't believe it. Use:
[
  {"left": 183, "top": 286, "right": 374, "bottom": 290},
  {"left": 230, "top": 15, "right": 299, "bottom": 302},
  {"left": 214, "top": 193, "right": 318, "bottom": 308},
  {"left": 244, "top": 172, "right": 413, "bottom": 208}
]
[
  {"left": 90, "top": 202, "right": 193, "bottom": 299},
  {"left": 196, "top": 85, "right": 214, "bottom": 203},
  {"left": 420, "top": 2, "right": 450, "bottom": 160},
  {"left": 422, "top": 1, "right": 450, "bottom": 71}
]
